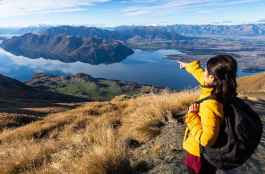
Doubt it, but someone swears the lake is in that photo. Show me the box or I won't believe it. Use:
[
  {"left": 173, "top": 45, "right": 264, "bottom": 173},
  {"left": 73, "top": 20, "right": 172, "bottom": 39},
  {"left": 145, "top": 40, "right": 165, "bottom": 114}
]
[{"left": 0, "top": 47, "right": 255, "bottom": 90}]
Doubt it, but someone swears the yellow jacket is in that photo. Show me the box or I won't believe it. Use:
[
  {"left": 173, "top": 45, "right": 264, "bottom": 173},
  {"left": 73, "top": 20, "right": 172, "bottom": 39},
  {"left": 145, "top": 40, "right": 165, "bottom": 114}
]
[{"left": 182, "top": 61, "right": 224, "bottom": 157}]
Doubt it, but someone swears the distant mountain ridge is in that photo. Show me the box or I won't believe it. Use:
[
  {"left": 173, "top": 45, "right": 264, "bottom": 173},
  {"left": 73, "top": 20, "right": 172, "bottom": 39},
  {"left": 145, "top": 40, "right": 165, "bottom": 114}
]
[
  {"left": 42, "top": 26, "right": 192, "bottom": 50},
  {"left": 1, "top": 24, "right": 265, "bottom": 37},
  {"left": 0, "top": 25, "right": 190, "bottom": 63},
  {"left": 0, "top": 26, "right": 50, "bottom": 35},
  {"left": 164, "top": 24, "right": 265, "bottom": 37},
  {"left": 44, "top": 25, "right": 189, "bottom": 41},
  {"left": 1, "top": 24, "right": 265, "bottom": 64}
]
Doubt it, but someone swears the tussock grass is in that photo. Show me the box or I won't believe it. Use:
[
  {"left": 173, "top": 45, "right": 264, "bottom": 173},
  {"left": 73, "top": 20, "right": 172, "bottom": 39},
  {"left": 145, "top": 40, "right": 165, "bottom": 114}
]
[
  {"left": 69, "top": 128, "right": 131, "bottom": 174},
  {"left": 0, "top": 90, "right": 198, "bottom": 173},
  {"left": 237, "top": 72, "right": 265, "bottom": 100},
  {"left": 238, "top": 72, "right": 265, "bottom": 93},
  {"left": 0, "top": 139, "right": 60, "bottom": 174},
  {"left": 119, "top": 90, "right": 198, "bottom": 142}
]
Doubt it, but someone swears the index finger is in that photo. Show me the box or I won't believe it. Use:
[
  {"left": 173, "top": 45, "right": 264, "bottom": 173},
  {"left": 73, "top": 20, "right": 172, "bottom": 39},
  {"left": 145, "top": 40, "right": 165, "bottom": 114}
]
[{"left": 176, "top": 60, "right": 184, "bottom": 64}]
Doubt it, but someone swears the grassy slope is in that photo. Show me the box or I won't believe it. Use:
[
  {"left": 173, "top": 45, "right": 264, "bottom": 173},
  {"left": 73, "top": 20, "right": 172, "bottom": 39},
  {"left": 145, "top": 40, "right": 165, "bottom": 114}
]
[
  {"left": 27, "top": 74, "right": 159, "bottom": 101},
  {"left": 0, "top": 90, "right": 198, "bottom": 174},
  {"left": 238, "top": 72, "right": 265, "bottom": 99},
  {"left": 0, "top": 72, "right": 265, "bottom": 173},
  {"left": 51, "top": 80, "right": 125, "bottom": 101}
]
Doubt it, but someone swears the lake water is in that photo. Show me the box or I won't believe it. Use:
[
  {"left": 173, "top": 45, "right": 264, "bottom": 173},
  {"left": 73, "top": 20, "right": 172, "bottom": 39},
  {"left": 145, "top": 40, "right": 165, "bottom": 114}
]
[{"left": 0, "top": 47, "right": 255, "bottom": 90}]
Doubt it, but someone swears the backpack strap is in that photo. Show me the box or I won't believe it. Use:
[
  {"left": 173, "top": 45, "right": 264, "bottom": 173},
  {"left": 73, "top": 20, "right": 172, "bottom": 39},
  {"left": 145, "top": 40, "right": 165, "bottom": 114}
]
[{"left": 194, "top": 95, "right": 216, "bottom": 104}]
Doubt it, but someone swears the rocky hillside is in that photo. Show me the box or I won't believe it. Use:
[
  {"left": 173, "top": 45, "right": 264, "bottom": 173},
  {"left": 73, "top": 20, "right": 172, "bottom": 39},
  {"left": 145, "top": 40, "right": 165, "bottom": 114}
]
[
  {"left": 27, "top": 73, "right": 161, "bottom": 101},
  {"left": 1, "top": 33, "right": 134, "bottom": 64}
]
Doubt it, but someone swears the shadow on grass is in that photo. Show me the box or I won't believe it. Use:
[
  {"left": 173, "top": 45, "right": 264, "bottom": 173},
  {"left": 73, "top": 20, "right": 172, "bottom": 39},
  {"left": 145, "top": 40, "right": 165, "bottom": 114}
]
[{"left": 0, "top": 90, "right": 89, "bottom": 129}]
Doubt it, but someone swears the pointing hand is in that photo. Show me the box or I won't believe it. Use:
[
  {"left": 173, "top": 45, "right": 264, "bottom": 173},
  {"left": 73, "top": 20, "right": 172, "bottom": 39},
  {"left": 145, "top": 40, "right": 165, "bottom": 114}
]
[{"left": 177, "top": 60, "right": 187, "bottom": 69}]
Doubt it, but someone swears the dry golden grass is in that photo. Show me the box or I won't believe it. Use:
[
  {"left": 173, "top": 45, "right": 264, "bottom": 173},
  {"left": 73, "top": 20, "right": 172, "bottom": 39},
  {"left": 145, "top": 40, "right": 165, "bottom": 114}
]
[
  {"left": 0, "top": 90, "right": 198, "bottom": 174},
  {"left": 68, "top": 128, "right": 131, "bottom": 174},
  {"left": 238, "top": 72, "right": 265, "bottom": 94},
  {"left": 119, "top": 90, "right": 198, "bottom": 142},
  {"left": 0, "top": 139, "right": 60, "bottom": 174},
  {"left": 237, "top": 72, "right": 265, "bottom": 100}
]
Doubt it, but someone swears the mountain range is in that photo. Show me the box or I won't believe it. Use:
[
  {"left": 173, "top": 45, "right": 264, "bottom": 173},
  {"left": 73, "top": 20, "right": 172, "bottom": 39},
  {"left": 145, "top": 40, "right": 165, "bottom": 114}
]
[
  {"left": 1, "top": 24, "right": 265, "bottom": 71},
  {"left": 0, "top": 26, "right": 50, "bottom": 36},
  {"left": 1, "top": 24, "right": 265, "bottom": 37},
  {"left": 44, "top": 25, "right": 189, "bottom": 41},
  {"left": 0, "top": 25, "right": 191, "bottom": 63},
  {"left": 144, "top": 24, "right": 265, "bottom": 37}
]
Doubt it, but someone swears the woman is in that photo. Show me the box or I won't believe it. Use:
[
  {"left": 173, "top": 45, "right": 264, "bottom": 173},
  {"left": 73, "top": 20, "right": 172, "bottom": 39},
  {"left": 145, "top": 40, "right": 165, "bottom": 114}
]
[{"left": 178, "top": 55, "right": 238, "bottom": 174}]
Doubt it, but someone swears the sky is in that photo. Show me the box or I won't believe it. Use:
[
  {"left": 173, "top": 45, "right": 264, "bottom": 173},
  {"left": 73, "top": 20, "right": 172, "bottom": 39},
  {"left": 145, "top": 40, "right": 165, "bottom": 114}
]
[{"left": 0, "top": 0, "right": 265, "bottom": 27}]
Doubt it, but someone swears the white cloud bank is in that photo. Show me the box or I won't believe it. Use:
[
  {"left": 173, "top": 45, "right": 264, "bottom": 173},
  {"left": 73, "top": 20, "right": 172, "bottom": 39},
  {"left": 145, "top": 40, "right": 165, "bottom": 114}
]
[
  {"left": 0, "top": 0, "right": 110, "bottom": 17},
  {"left": 122, "top": 0, "right": 261, "bottom": 16}
]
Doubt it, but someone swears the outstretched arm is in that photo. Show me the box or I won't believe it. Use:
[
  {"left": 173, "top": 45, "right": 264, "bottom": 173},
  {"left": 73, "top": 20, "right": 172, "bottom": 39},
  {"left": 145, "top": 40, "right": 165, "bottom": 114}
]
[{"left": 178, "top": 60, "right": 205, "bottom": 85}]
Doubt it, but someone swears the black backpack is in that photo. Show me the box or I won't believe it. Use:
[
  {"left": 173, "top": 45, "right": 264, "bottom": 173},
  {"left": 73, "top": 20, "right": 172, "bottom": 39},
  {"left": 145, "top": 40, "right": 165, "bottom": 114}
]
[{"left": 196, "top": 96, "right": 263, "bottom": 170}]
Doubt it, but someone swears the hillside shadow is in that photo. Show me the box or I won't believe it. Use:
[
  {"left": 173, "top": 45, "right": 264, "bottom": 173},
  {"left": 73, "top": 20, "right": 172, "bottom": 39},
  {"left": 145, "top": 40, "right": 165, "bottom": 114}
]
[
  {"left": 0, "top": 99, "right": 79, "bottom": 115},
  {"left": 0, "top": 97, "right": 87, "bottom": 129},
  {"left": 0, "top": 91, "right": 89, "bottom": 128}
]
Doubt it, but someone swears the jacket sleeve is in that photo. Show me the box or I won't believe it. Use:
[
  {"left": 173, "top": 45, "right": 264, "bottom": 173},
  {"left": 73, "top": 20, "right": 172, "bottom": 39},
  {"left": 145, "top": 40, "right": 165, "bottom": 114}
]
[
  {"left": 184, "top": 60, "right": 204, "bottom": 85},
  {"left": 185, "top": 104, "right": 222, "bottom": 147}
]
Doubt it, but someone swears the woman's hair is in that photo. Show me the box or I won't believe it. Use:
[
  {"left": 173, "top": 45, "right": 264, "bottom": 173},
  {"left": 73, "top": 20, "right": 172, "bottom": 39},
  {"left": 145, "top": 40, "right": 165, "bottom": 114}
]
[{"left": 206, "top": 55, "right": 238, "bottom": 104}]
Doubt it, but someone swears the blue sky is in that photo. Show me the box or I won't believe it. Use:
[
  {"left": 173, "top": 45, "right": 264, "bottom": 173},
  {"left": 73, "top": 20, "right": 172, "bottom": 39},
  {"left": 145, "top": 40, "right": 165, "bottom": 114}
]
[{"left": 0, "top": 0, "right": 265, "bottom": 27}]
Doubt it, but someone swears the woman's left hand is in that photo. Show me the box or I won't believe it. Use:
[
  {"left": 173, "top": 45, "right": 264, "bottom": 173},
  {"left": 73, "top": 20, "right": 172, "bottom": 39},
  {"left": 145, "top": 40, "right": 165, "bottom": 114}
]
[{"left": 188, "top": 103, "right": 200, "bottom": 113}]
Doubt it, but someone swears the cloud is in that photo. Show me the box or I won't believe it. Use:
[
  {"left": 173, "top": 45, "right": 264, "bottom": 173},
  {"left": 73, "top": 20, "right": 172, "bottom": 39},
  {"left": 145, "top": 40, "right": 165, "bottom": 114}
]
[
  {"left": 121, "top": 0, "right": 207, "bottom": 16},
  {"left": 0, "top": 0, "right": 110, "bottom": 17},
  {"left": 211, "top": 20, "right": 234, "bottom": 25},
  {"left": 122, "top": 0, "right": 261, "bottom": 16},
  {"left": 257, "top": 19, "right": 265, "bottom": 23},
  {"left": 123, "top": 9, "right": 150, "bottom": 16}
]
